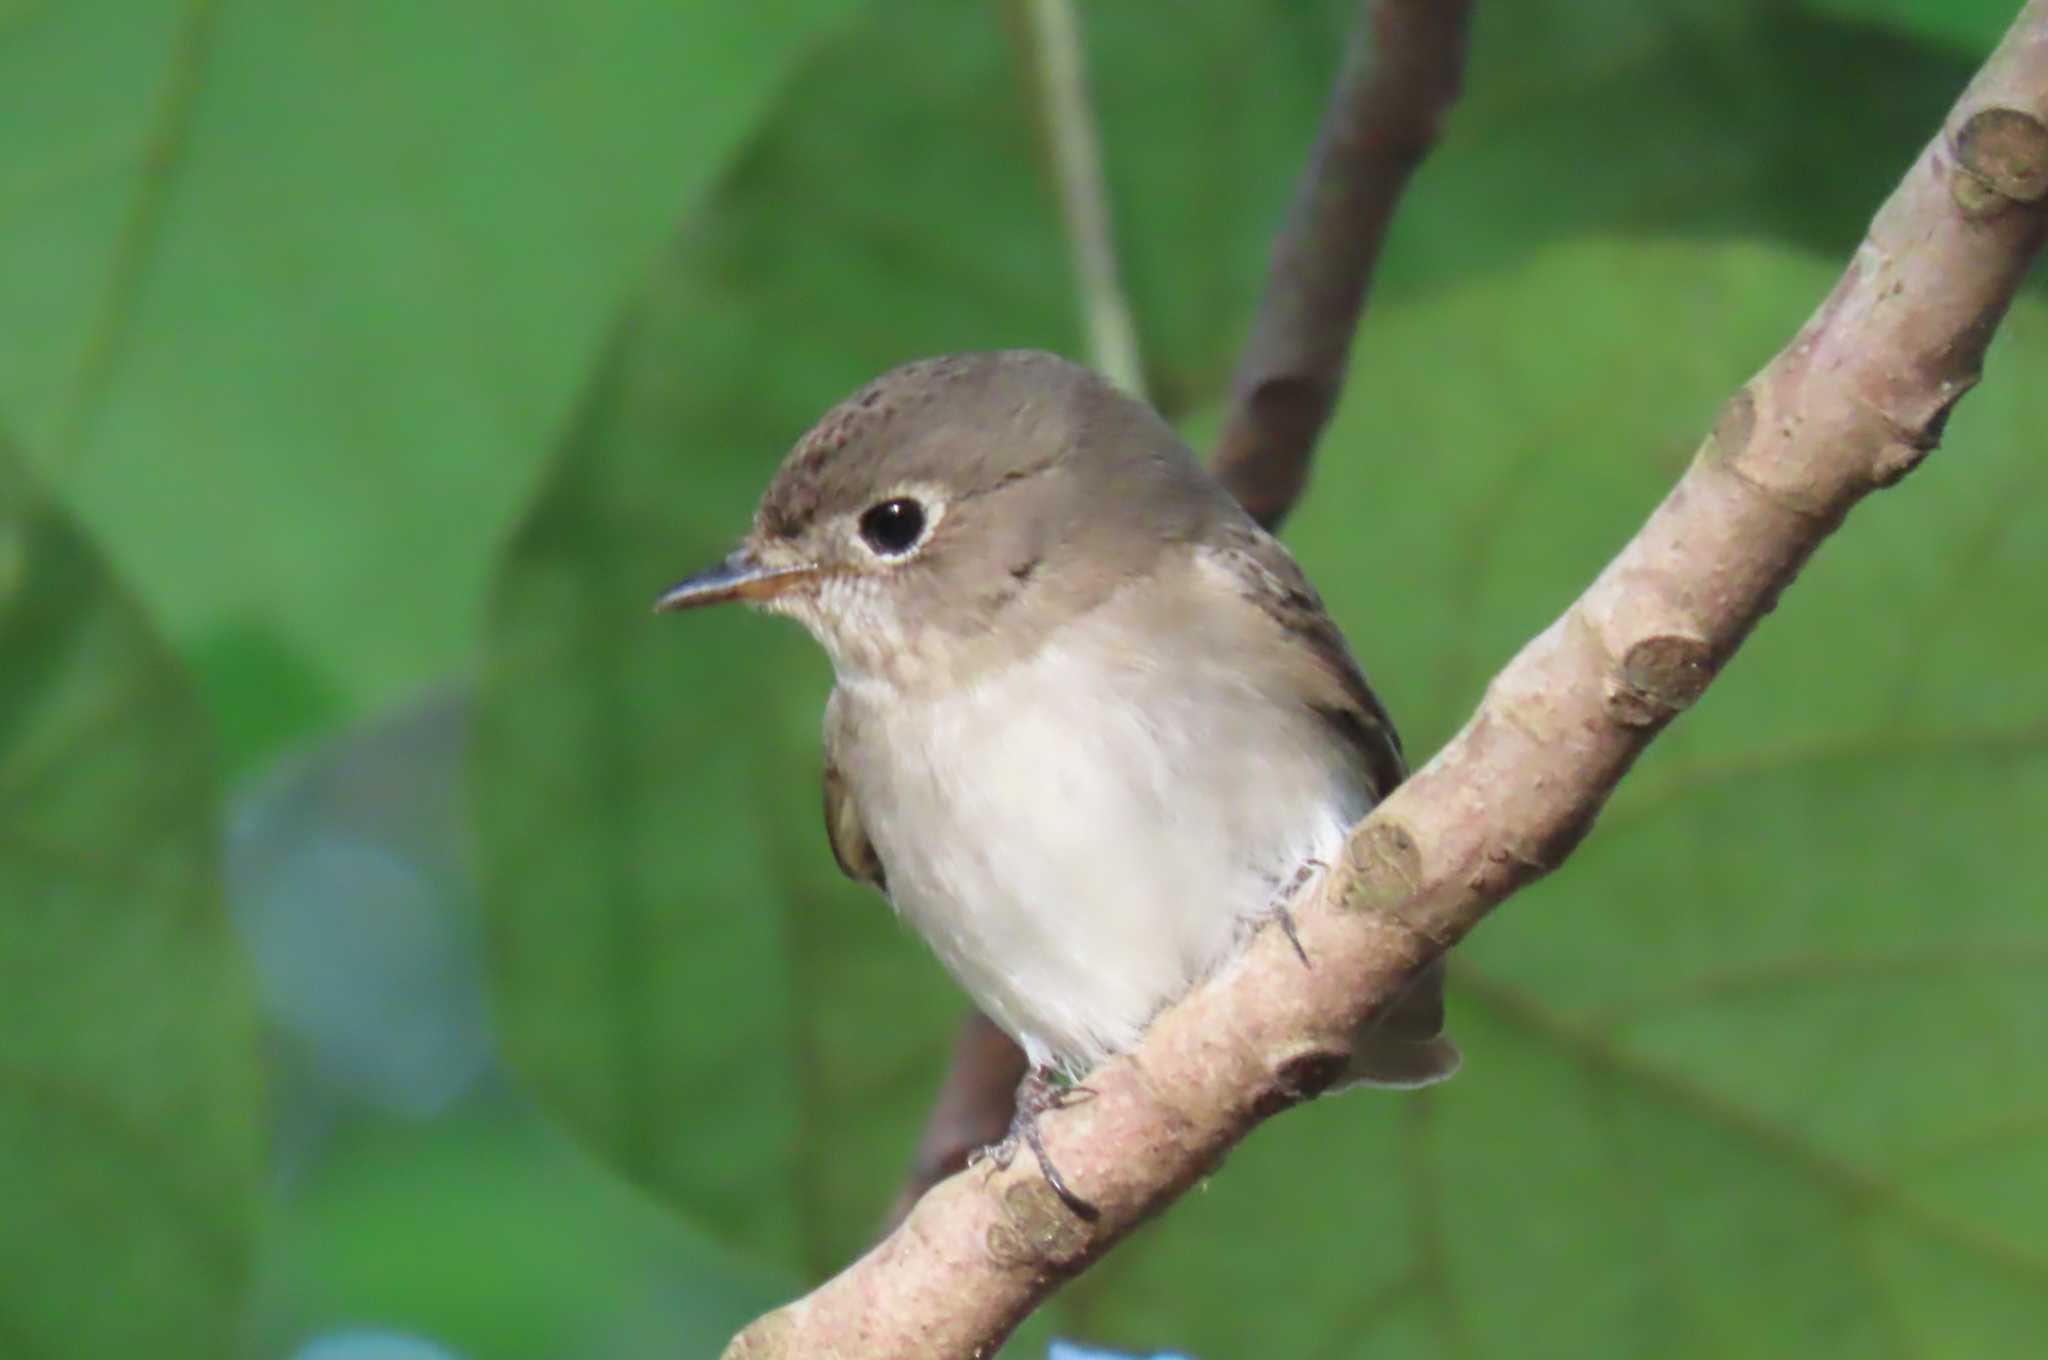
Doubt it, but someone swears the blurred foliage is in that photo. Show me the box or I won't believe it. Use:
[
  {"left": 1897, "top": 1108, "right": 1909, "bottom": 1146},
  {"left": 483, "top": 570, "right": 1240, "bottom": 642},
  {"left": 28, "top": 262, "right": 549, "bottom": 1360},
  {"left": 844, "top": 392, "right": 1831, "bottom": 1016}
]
[
  {"left": 1809, "top": 0, "right": 2021, "bottom": 50},
  {"left": 4, "top": 0, "right": 2046, "bottom": 1356},
  {"left": 0, "top": 433, "right": 261, "bottom": 1355},
  {"left": 0, "top": 0, "right": 859, "bottom": 766},
  {"left": 249, "top": 1106, "right": 795, "bottom": 1360},
  {"left": 228, "top": 688, "right": 493, "bottom": 1118}
]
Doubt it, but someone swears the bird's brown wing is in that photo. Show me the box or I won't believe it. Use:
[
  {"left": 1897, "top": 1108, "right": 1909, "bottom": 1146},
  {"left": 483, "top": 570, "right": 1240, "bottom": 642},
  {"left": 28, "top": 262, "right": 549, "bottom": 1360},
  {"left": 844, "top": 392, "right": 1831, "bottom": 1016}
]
[
  {"left": 822, "top": 689, "right": 888, "bottom": 895},
  {"left": 1205, "top": 524, "right": 1407, "bottom": 800},
  {"left": 1207, "top": 524, "right": 1459, "bottom": 1089}
]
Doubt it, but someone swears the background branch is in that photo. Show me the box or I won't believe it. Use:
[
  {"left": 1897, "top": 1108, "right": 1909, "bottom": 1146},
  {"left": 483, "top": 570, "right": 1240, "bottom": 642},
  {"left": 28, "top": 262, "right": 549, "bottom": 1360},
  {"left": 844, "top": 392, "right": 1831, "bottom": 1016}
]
[
  {"left": 884, "top": 0, "right": 1476, "bottom": 1234},
  {"left": 1210, "top": 0, "right": 1473, "bottom": 530},
  {"left": 880, "top": 1011, "right": 1028, "bottom": 1234},
  {"left": 727, "top": 3, "right": 2048, "bottom": 1353}
]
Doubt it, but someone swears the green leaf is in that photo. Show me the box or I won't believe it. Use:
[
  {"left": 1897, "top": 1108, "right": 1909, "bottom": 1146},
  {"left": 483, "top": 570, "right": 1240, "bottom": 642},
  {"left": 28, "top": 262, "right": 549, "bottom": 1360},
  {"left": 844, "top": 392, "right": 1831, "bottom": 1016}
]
[
  {"left": 0, "top": 432, "right": 262, "bottom": 1355},
  {"left": 475, "top": 0, "right": 2044, "bottom": 1351},
  {"left": 0, "top": 0, "right": 861, "bottom": 747}
]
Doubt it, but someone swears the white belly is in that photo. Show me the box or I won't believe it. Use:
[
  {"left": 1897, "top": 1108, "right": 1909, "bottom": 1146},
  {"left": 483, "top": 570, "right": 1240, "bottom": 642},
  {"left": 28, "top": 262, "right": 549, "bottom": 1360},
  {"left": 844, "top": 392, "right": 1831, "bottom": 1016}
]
[{"left": 839, "top": 597, "right": 1370, "bottom": 1075}]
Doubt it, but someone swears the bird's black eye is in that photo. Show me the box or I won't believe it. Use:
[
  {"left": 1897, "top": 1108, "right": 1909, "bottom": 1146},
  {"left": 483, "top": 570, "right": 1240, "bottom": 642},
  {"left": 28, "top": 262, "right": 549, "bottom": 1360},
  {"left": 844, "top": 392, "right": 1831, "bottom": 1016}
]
[{"left": 858, "top": 497, "right": 927, "bottom": 556}]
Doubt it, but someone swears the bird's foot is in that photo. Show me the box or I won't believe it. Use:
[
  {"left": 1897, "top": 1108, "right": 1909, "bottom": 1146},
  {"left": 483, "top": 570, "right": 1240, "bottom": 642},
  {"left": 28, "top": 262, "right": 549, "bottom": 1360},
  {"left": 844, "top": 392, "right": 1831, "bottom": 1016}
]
[
  {"left": 1265, "top": 857, "right": 1327, "bottom": 967},
  {"left": 970, "top": 1067, "right": 1098, "bottom": 1220}
]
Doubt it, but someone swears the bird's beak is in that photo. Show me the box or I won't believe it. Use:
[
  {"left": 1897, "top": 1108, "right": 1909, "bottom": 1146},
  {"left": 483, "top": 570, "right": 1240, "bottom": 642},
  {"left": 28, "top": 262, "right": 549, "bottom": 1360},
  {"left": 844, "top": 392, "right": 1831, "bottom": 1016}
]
[{"left": 653, "top": 548, "right": 819, "bottom": 613}]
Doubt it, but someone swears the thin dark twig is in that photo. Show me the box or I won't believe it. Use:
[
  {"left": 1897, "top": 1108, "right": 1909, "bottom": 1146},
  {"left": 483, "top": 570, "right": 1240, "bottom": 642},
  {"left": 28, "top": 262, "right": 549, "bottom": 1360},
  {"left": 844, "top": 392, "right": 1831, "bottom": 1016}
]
[
  {"left": 879, "top": 1010, "right": 1030, "bottom": 1235},
  {"left": 1211, "top": 0, "right": 1473, "bottom": 530}
]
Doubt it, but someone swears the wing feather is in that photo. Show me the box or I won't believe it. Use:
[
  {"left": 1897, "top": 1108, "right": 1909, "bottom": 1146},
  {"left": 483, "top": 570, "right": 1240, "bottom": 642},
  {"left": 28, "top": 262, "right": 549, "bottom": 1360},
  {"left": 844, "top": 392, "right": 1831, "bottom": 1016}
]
[
  {"left": 1203, "top": 524, "right": 1407, "bottom": 801},
  {"left": 822, "top": 689, "right": 888, "bottom": 895},
  {"left": 1203, "top": 523, "right": 1457, "bottom": 1087}
]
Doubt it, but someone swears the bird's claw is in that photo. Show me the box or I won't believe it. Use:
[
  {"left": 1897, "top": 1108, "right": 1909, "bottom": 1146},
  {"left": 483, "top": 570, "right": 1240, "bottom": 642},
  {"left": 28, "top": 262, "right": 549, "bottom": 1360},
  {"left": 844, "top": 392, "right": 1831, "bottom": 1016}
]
[
  {"left": 973, "top": 1068, "right": 1099, "bottom": 1220},
  {"left": 1267, "top": 856, "right": 1328, "bottom": 967}
]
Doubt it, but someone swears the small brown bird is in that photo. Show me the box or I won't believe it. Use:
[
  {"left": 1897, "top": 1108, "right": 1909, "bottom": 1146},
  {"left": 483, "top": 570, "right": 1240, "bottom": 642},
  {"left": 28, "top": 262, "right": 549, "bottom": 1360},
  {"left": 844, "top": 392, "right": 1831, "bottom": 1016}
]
[{"left": 658, "top": 351, "right": 1456, "bottom": 1206}]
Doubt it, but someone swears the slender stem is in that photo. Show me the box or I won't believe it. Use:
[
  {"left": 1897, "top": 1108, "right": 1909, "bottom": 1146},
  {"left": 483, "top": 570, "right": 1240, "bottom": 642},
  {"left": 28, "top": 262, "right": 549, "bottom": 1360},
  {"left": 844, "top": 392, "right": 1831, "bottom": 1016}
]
[
  {"left": 1012, "top": 0, "right": 1147, "bottom": 398},
  {"left": 52, "top": 0, "right": 222, "bottom": 475},
  {"left": 1211, "top": 0, "right": 1473, "bottom": 529}
]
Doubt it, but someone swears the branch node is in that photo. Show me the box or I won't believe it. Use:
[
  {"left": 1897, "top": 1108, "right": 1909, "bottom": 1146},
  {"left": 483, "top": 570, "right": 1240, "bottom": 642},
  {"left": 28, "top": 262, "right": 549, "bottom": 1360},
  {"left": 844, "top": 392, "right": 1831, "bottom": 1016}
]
[
  {"left": 1708, "top": 386, "right": 1758, "bottom": 460},
  {"left": 985, "top": 1178, "right": 1094, "bottom": 1269},
  {"left": 1251, "top": 1045, "right": 1350, "bottom": 1118},
  {"left": 1952, "top": 163, "right": 2016, "bottom": 220},
  {"left": 1608, "top": 635, "right": 1714, "bottom": 727},
  {"left": 1870, "top": 435, "right": 1933, "bottom": 487},
  {"left": 1698, "top": 440, "right": 1841, "bottom": 524},
  {"left": 1955, "top": 106, "right": 2048, "bottom": 203},
  {"left": 1698, "top": 385, "right": 1852, "bottom": 520},
  {"left": 1340, "top": 816, "right": 1424, "bottom": 913}
]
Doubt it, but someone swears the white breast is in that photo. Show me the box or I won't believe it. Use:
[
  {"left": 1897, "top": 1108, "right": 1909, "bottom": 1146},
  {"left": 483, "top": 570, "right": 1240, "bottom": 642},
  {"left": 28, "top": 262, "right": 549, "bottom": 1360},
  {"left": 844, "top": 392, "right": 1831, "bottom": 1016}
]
[{"left": 839, "top": 579, "right": 1370, "bottom": 1075}]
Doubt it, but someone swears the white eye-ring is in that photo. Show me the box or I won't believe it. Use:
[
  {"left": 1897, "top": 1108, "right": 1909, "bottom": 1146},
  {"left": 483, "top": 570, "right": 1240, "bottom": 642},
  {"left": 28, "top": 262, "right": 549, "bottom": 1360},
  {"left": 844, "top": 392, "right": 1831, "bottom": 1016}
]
[{"left": 852, "top": 487, "right": 944, "bottom": 559}]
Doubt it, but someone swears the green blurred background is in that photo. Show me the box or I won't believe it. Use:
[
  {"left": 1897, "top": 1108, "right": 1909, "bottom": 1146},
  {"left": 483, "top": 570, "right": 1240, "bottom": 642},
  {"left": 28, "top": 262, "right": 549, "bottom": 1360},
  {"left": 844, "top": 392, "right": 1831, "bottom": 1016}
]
[{"left": 4, "top": 1, "right": 2045, "bottom": 1356}]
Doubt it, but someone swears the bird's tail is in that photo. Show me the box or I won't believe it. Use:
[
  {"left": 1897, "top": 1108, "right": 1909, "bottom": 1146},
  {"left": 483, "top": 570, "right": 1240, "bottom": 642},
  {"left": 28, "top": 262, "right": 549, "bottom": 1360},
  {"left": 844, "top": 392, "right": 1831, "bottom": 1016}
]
[{"left": 1339, "top": 956, "right": 1461, "bottom": 1090}]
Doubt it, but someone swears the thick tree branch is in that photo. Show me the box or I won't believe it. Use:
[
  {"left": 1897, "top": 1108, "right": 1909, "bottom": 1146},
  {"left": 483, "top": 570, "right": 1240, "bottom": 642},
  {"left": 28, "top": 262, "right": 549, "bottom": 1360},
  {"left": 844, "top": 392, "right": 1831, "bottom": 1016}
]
[
  {"left": 885, "top": 0, "right": 1475, "bottom": 1227},
  {"left": 728, "top": 6, "right": 2048, "bottom": 1353},
  {"left": 1211, "top": 0, "right": 1473, "bottom": 530}
]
